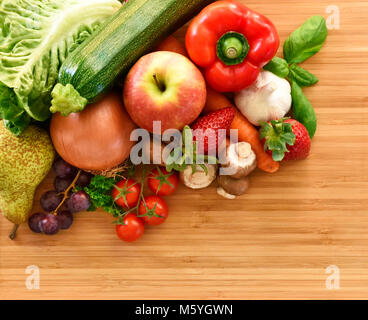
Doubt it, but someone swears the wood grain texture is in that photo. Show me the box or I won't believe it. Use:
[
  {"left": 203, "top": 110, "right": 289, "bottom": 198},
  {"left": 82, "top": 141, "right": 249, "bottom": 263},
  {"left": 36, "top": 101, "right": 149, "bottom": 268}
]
[{"left": 1, "top": 0, "right": 368, "bottom": 300}]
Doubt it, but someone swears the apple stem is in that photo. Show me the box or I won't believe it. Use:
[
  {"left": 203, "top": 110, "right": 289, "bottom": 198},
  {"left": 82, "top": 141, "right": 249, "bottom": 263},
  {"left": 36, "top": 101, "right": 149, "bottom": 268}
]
[{"left": 153, "top": 73, "right": 165, "bottom": 92}]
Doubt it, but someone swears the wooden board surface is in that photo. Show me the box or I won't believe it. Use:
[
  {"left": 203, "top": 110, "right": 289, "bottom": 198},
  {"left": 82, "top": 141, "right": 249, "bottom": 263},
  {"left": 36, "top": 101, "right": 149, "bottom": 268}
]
[{"left": 1, "top": 0, "right": 368, "bottom": 300}]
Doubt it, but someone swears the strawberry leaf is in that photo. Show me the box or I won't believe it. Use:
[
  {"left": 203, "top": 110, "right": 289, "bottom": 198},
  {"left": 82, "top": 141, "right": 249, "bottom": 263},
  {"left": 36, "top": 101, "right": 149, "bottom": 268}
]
[{"left": 260, "top": 118, "right": 296, "bottom": 161}]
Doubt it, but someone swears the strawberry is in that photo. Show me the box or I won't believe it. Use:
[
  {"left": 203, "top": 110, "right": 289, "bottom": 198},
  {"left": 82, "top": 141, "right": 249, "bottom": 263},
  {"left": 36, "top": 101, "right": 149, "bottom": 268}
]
[
  {"left": 260, "top": 118, "right": 311, "bottom": 161},
  {"left": 191, "top": 107, "right": 235, "bottom": 154}
]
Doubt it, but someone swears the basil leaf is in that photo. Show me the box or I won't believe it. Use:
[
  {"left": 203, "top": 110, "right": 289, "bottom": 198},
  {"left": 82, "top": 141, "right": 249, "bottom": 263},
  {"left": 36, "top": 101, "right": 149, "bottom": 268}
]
[
  {"left": 289, "top": 64, "right": 318, "bottom": 87},
  {"left": 263, "top": 57, "right": 289, "bottom": 78},
  {"left": 283, "top": 15, "right": 328, "bottom": 64},
  {"left": 291, "top": 81, "right": 317, "bottom": 138}
]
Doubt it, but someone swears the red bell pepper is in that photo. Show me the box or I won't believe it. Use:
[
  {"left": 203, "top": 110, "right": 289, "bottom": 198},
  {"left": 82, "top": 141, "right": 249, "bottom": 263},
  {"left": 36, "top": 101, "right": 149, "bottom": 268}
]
[{"left": 185, "top": 1, "right": 279, "bottom": 92}]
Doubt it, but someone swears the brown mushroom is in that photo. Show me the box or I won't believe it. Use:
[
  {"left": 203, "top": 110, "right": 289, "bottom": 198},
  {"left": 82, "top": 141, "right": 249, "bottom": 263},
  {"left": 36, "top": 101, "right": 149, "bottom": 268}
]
[
  {"left": 217, "top": 175, "right": 250, "bottom": 199},
  {"left": 216, "top": 185, "right": 236, "bottom": 200},
  {"left": 180, "top": 164, "right": 217, "bottom": 189}
]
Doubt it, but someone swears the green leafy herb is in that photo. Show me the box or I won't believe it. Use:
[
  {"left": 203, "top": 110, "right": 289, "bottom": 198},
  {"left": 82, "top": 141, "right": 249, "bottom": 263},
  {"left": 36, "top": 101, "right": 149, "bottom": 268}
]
[
  {"left": 165, "top": 125, "right": 217, "bottom": 175},
  {"left": 291, "top": 81, "right": 317, "bottom": 138},
  {"left": 263, "top": 57, "right": 289, "bottom": 78},
  {"left": 283, "top": 15, "right": 328, "bottom": 64},
  {"left": 84, "top": 175, "right": 121, "bottom": 216},
  {"left": 260, "top": 118, "right": 296, "bottom": 161},
  {"left": 289, "top": 64, "right": 318, "bottom": 87}
]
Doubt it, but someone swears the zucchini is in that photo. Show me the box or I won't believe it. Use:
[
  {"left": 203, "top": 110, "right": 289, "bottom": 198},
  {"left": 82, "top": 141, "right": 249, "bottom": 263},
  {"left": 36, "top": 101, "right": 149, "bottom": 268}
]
[{"left": 50, "top": 0, "right": 212, "bottom": 116}]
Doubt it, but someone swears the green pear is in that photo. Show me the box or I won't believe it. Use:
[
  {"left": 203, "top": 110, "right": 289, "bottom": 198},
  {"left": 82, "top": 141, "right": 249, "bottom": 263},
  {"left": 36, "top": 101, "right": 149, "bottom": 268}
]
[{"left": 0, "top": 122, "right": 54, "bottom": 239}]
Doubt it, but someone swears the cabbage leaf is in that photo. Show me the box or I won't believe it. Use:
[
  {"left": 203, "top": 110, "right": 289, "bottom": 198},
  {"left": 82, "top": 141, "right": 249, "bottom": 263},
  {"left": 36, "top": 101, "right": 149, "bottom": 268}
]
[{"left": 0, "top": 0, "right": 121, "bottom": 135}]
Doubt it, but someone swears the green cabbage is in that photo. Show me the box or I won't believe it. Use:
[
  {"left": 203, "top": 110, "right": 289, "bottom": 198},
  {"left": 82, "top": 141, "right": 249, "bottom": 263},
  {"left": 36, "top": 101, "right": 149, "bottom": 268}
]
[{"left": 0, "top": 0, "right": 121, "bottom": 135}]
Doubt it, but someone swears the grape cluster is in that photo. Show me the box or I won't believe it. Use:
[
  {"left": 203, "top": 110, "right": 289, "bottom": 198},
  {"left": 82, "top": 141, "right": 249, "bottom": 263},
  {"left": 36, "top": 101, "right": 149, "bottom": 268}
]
[{"left": 28, "top": 158, "right": 93, "bottom": 235}]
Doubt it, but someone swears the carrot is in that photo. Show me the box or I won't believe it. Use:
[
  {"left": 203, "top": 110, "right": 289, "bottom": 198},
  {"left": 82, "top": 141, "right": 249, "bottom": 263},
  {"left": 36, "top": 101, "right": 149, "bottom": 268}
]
[
  {"left": 204, "top": 87, "right": 279, "bottom": 173},
  {"left": 155, "top": 35, "right": 188, "bottom": 57}
]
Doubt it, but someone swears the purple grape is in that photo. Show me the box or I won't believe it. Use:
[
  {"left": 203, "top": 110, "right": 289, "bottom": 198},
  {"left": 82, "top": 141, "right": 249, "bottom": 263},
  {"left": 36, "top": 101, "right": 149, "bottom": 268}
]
[
  {"left": 53, "top": 158, "right": 76, "bottom": 178},
  {"left": 40, "top": 191, "right": 62, "bottom": 212},
  {"left": 28, "top": 212, "right": 46, "bottom": 233},
  {"left": 39, "top": 214, "right": 60, "bottom": 235},
  {"left": 57, "top": 210, "right": 73, "bottom": 230},
  {"left": 76, "top": 172, "right": 93, "bottom": 188},
  {"left": 67, "top": 191, "right": 91, "bottom": 213},
  {"left": 54, "top": 176, "right": 73, "bottom": 193},
  {"left": 65, "top": 197, "right": 73, "bottom": 213}
]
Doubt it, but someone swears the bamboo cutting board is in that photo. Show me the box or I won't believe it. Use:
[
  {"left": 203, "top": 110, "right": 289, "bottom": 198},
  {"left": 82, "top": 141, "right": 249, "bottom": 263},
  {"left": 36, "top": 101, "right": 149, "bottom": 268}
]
[{"left": 1, "top": 0, "right": 368, "bottom": 300}]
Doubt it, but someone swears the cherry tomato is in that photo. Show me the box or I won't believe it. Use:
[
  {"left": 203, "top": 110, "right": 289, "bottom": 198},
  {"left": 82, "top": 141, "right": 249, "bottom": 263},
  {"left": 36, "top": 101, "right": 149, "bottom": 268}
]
[
  {"left": 113, "top": 178, "right": 141, "bottom": 209},
  {"left": 138, "top": 196, "right": 169, "bottom": 226},
  {"left": 147, "top": 167, "right": 178, "bottom": 196},
  {"left": 115, "top": 213, "right": 145, "bottom": 242}
]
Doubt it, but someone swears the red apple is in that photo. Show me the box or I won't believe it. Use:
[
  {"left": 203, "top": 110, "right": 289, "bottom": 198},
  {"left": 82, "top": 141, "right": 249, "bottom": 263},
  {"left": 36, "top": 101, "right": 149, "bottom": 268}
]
[{"left": 123, "top": 51, "right": 206, "bottom": 133}]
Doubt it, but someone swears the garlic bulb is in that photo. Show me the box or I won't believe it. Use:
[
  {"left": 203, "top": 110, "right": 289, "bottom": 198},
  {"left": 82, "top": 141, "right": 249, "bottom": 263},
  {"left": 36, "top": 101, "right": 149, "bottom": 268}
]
[{"left": 234, "top": 70, "right": 292, "bottom": 126}]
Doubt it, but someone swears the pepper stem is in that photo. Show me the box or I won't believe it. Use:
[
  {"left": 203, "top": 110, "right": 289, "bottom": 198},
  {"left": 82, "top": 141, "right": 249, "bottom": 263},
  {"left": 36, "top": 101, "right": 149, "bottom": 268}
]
[
  {"left": 216, "top": 32, "right": 249, "bottom": 66},
  {"left": 226, "top": 47, "right": 238, "bottom": 59}
]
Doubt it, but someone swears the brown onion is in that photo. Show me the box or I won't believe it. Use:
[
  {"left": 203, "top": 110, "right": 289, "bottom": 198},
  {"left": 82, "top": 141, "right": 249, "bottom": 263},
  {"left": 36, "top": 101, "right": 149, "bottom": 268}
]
[{"left": 50, "top": 92, "right": 136, "bottom": 171}]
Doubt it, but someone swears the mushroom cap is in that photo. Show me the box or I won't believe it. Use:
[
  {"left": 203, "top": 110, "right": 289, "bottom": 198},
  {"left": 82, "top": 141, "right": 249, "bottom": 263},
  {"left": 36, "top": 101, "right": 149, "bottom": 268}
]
[
  {"left": 221, "top": 142, "right": 257, "bottom": 179},
  {"left": 217, "top": 175, "right": 250, "bottom": 196},
  {"left": 180, "top": 164, "right": 217, "bottom": 189}
]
